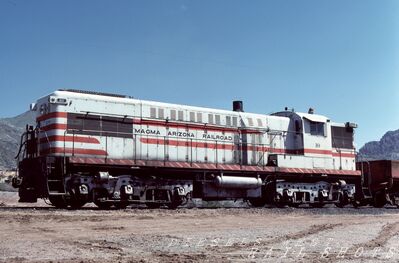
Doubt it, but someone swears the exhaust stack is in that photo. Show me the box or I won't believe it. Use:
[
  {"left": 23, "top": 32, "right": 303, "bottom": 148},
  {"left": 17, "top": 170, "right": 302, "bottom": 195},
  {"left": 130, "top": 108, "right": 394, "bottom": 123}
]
[{"left": 233, "top": 101, "right": 244, "bottom": 112}]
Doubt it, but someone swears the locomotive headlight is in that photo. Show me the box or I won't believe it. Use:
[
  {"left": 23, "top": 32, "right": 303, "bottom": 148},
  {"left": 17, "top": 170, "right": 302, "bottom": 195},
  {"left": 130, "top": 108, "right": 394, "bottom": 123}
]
[{"left": 48, "top": 96, "right": 68, "bottom": 105}]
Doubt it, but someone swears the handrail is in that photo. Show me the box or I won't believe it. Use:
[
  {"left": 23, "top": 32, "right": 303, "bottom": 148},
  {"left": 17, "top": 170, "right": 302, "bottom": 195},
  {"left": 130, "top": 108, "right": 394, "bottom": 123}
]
[
  {"left": 40, "top": 127, "right": 51, "bottom": 151},
  {"left": 63, "top": 129, "right": 67, "bottom": 160},
  {"left": 42, "top": 128, "right": 339, "bottom": 168},
  {"left": 14, "top": 131, "right": 27, "bottom": 160}
]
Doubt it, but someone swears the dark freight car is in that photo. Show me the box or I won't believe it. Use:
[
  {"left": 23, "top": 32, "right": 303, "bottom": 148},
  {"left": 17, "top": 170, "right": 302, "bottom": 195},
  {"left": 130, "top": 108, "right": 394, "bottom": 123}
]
[{"left": 357, "top": 160, "right": 399, "bottom": 207}]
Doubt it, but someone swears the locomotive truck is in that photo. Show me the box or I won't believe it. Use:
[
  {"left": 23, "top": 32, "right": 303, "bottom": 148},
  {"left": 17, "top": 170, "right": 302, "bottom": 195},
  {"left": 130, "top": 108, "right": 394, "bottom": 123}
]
[{"left": 12, "top": 89, "right": 374, "bottom": 209}]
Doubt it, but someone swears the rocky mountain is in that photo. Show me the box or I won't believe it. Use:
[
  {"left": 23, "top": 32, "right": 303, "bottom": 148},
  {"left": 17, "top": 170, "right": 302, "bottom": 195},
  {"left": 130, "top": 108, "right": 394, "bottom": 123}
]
[
  {"left": 0, "top": 111, "right": 35, "bottom": 170},
  {"left": 359, "top": 129, "right": 399, "bottom": 160}
]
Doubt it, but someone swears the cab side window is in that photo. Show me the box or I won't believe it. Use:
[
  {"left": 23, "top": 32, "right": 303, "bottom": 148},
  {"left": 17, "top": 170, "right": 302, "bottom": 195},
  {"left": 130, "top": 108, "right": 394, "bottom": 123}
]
[{"left": 309, "top": 121, "right": 325, "bottom": 136}]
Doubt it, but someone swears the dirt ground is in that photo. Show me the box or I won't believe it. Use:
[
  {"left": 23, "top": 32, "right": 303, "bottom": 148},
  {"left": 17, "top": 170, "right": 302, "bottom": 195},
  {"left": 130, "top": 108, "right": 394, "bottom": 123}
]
[{"left": 1, "top": 192, "right": 399, "bottom": 263}]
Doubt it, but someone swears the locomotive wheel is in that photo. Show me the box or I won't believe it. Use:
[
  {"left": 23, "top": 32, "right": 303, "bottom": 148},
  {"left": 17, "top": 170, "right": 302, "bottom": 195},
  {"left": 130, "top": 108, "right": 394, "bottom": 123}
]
[
  {"left": 114, "top": 202, "right": 129, "bottom": 209},
  {"left": 310, "top": 203, "right": 325, "bottom": 208},
  {"left": 373, "top": 192, "right": 387, "bottom": 208},
  {"left": 48, "top": 195, "right": 68, "bottom": 208},
  {"left": 69, "top": 199, "right": 86, "bottom": 209},
  {"left": 167, "top": 200, "right": 183, "bottom": 209},
  {"left": 335, "top": 193, "right": 348, "bottom": 208},
  {"left": 146, "top": 203, "right": 161, "bottom": 209},
  {"left": 166, "top": 191, "right": 185, "bottom": 209},
  {"left": 248, "top": 198, "right": 267, "bottom": 207},
  {"left": 94, "top": 201, "right": 112, "bottom": 210},
  {"left": 275, "top": 203, "right": 287, "bottom": 208},
  {"left": 274, "top": 194, "right": 286, "bottom": 208},
  {"left": 335, "top": 202, "right": 344, "bottom": 208},
  {"left": 167, "top": 203, "right": 178, "bottom": 209}
]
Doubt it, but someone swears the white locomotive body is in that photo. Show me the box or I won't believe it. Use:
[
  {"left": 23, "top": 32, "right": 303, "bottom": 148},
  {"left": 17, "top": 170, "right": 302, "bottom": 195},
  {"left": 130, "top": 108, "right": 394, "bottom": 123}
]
[{"left": 15, "top": 90, "right": 360, "bottom": 208}]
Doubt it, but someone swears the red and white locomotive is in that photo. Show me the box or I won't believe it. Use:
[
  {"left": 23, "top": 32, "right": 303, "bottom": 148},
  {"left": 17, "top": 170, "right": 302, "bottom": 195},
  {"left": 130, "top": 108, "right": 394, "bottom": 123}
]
[{"left": 14, "top": 89, "right": 361, "bottom": 208}]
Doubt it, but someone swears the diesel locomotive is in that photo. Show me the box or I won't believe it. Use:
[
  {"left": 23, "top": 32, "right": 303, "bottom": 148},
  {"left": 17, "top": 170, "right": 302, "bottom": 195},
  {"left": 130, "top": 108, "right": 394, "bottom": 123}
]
[{"left": 13, "top": 89, "right": 384, "bottom": 209}]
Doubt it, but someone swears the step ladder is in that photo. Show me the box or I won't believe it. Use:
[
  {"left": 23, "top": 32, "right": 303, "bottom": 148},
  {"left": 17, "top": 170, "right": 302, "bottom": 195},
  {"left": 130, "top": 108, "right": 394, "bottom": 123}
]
[
  {"left": 46, "top": 162, "right": 66, "bottom": 195},
  {"left": 362, "top": 186, "right": 372, "bottom": 199}
]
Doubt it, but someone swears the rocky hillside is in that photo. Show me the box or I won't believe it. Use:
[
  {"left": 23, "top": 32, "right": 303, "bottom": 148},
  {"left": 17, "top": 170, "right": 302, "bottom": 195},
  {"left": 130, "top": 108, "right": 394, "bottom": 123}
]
[
  {"left": 0, "top": 111, "right": 35, "bottom": 170},
  {"left": 359, "top": 129, "right": 399, "bottom": 160}
]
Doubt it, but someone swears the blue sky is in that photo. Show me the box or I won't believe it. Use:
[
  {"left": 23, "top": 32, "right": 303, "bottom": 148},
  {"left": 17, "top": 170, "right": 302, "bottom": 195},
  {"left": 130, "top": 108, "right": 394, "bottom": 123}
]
[{"left": 0, "top": 0, "right": 398, "bottom": 148}]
